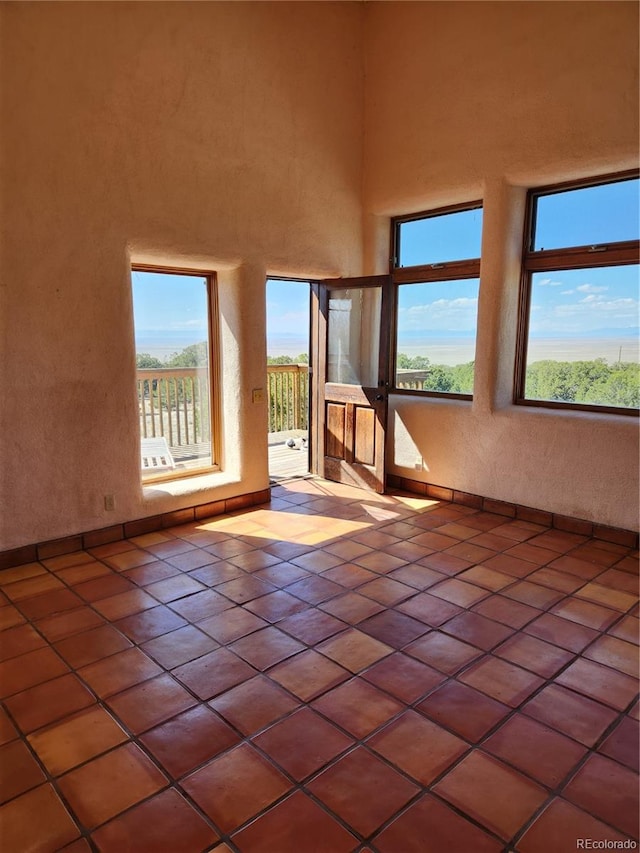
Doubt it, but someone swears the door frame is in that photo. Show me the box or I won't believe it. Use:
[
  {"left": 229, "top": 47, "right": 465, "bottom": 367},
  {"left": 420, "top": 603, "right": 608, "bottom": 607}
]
[{"left": 310, "top": 275, "right": 392, "bottom": 492}]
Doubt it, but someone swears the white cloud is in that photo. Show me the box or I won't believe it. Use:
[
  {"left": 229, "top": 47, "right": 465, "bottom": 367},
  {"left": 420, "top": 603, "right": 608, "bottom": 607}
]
[
  {"left": 537, "top": 278, "right": 564, "bottom": 287},
  {"left": 398, "top": 297, "right": 478, "bottom": 331},
  {"left": 576, "top": 284, "right": 608, "bottom": 293}
]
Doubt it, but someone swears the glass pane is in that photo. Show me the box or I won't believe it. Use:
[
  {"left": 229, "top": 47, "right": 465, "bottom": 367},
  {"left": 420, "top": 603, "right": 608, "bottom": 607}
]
[
  {"left": 327, "top": 287, "right": 381, "bottom": 386},
  {"left": 132, "top": 270, "right": 214, "bottom": 477},
  {"left": 524, "top": 265, "right": 639, "bottom": 408},
  {"left": 398, "top": 207, "right": 482, "bottom": 267},
  {"left": 533, "top": 178, "right": 639, "bottom": 250},
  {"left": 395, "top": 278, "right": 479, "bottom": 394}
]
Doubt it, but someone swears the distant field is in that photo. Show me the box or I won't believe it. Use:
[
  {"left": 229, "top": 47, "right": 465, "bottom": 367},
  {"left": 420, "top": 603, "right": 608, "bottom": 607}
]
[{"left": 396, "top": 337, "right": 639, "bottom": 366}]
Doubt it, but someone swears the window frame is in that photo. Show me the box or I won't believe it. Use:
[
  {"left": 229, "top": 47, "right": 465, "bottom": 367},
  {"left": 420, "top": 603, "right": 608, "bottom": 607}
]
[
  {"left": 514, "top": 171, "right": 640, "bottom": 416},
  {"left": 132, "top": 263, "right": 222, "bottom": 482},
  {"left": 390, "top": 200, "right": 483, "bottom": 400}
]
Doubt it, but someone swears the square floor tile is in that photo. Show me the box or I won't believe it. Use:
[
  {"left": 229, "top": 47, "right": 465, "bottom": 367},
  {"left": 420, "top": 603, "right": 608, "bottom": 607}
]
[
  {"left": 4, "top": 673, "right": 95, "bottom": 734},
  {"left": 27, "top": 706, "right": 127, "bottom": 776},
  {"left": 269, "top": 650, "right": 350, "bottom": 701},
  {"left": 0, "top": 708, "right": 18, "bottom": 746},
  {"left": 171, "top": 648, "right": 256, "bottom": 701},
  {"left": 277, "top": 608, "right": 346, "bottom": 644},
  {"left": 358, "top": 610, "right": 430, "bottom": 649},
  {"left": 517, "top": 797, "right": 629, "bottom": 853},
  {"left": 583, "top": 634, "right": 638, "bottom": 677},
  {"left": 182, "top": 743, "right": 291, "bottom": 834},
  {"left": 216, "top": 576, "right": 276, "bottom": 605},
  {"left": 229, "top": 625, "right": 304, "bottom": 671},
  {"left": 0, "top": 646, "right": 70, "bottom": 698},
  {"left": 283, "top": 576, "right": 343, "bottom": 604},
  {"left": 143, "top": 575, "right": 207, "bottom": 604},
  {"left": 405, "top": 631, "right": 482, "bottom": 674},
  {"left": 308, "top": 746, "right": 419, "bottom": 837},
  {"left": 140, "top": 705, "right": 240, "bottom": 778},
  {"left": 523, "top": 683, "right": 617, "bottom": 746},
  {"left": 311, "top": 678, "right": 404, "bottom": 738},
  {"left": 362, "top": 652, "right": 445, "bottom": 703},
  {"left": 53, "top": 625, "right": 132, "bottom": 669},
  {"left": 0, "top": 624, "right": 47, "bottom": 663},
  {"left": 608, "top": 614, "right": 639, "bottom": 645},
  {"left": 441, "top": 611, "right": 514, "bottom": 651},
  {"left": 168, "top": 589, "right": 235, "bottom": 622},
  {"left": 92, "top": 589, "right": 158, "bottom": 621},
  {"left": 320, "top": 591, "right": 385, "bottom": 624},
  {"left": 107, "top": 673, "right": 197, "bottom": 734},
  {"left": 473, "top": 595, "right": 541, "bottom": 630},
  {"left": 35, "top": 607, "right": 106, "bottom": 643},
  {"left": 459, "top": 656, "right": 544, "bottom": 707},
  {"left": 141, "top": 625, "right": 218, "bottom": 670},
  {"left": 434, "top": 750, "right": 547, "bottom": 841},
  {"left": 523, "top": 612, "right": 599, "bottom": 653},
  {"left": 73, "top": 575, "right": 135, "bottom": 602},
  {"left": 317, "top": 628, "right": 392, "bottom": 673},
  {"left": 550, "top": 598, "right": 618, "bottom": 631},
  {"left": 0, "top": 740, "right": 46, "bottom": 803},
  {"left": 92, "top": 788, "right": 219, "bottom": 853},
  {"left": 114, "top": 605, "right": 187, "bottom": 643},
  {"left": 209, "top": 675, "right": 298, "bottom": 735},
  {"left": 483, "top": 714, "right": 586, "bottom": 788},
  {"left": 374, "top": 793, "right": 503, "bottom": 853},
  {"left": 252, "top": 562, "right": 311, "bottom": 588},
  {"left": 368, "top": 710, "right": 468, "bottom": 785},
  {"left": 416, "top": 681, "right": 510, "bottom": 742},
  {"left": 493, "top": 632, "right": 574, "bottom": 678},
  {"left": 575, "top": 582, "right": 637, "bottom": 612},
  {"left": 253, "top": 707, "right": 353, "bottom": 781},
  {"left": 190, "top": 560, "right": 245, "bottom": 586},
  {"left": 57, "top": 743, "right": 167, "bottom": 829},
  {"left": 231, "top": 790, "right": 358, "bottom": 853},
  {"left": 555, "top": 657, "right": 638, "bottom": 711},
  {"left": 78, "top": 647, "right": 162, "bottom": 698},
  {"left": 502, "top": 581, "right": 564, "bottom": 610},
  {"left": 598, "top": 716, "right": 639, "bottom": 772},
  {"left": 456, "top": 566, "right": 514, "bottom": 592},
  {"left": 563, "top": 753, "right": 639, "bottom": 838},
  {"left": 196, "top": 607, "right": 269, "bottom": 644},
  {"left": 0, "top": 784, "right": 80, "bottom": 852},
  {"left": 396, "top": 592, "right": 463, "bottom": 626},
  {"left": 429, "top": 579, "right": 490, "bottom": 608}
]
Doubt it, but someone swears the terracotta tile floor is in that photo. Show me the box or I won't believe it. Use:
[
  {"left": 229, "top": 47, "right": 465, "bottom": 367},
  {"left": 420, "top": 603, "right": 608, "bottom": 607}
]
[{"left": 0, "top": 478, "right": 638, "bottom": 852}]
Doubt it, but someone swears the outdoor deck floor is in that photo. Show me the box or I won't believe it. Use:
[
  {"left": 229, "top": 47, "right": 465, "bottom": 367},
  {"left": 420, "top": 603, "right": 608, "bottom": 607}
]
[{"left": 268, "top": 430, "right": 309, "bottom": 483}]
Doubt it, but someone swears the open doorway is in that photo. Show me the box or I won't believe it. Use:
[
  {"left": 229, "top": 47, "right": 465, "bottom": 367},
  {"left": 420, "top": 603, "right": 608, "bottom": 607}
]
[{"left": 266, "top": 278, "right": 311, "bottom": 482}]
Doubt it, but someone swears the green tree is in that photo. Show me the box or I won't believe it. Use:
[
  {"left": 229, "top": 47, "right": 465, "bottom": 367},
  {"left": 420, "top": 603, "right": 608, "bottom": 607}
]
[
  {"left": 136, "top": 353, "right": 165, "bottom": 369},
  {"left": 167, "top": 342, "right": 209, "bottom": 367}
]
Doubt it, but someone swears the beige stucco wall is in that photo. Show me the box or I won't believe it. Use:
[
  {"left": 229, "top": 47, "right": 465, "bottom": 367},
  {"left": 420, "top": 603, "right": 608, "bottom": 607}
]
[
  {"left": 363, "top": 1, "right": 639, "bottom": 530},
  {"left": 1, "top": 1, "right": 637, "bottom": 551},
  {"left": 0, "top": 1, "right": 364, "bottom": 550}
]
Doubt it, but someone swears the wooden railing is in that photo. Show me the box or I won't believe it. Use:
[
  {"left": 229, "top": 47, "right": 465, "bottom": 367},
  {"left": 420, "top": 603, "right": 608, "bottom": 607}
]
[
  {"left": 136, "top": 367, "right": 211, "bottom": 448},
  {"left": 136, "top": 364, "right": 309, "bottom": 449},
  {"left": 267, "top": 364, "right": 309, "bottom": 432}
]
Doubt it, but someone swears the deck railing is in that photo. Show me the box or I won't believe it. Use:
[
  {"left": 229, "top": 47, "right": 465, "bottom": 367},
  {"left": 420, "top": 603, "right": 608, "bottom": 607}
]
[
  {"left": 136, "top": 364, "right": 309, "bottom": 449},
  {"left": 267, "top": 364, "right": 309, "bottom": 432},
  {"left": 136, "top": 367, "right": 211, "bottom": 448}
]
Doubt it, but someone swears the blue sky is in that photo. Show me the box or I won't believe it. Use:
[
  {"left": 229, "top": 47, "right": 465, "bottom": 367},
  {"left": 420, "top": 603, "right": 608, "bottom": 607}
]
[{"left": 132, "top": 178, "right": 638, "bottom": 353}]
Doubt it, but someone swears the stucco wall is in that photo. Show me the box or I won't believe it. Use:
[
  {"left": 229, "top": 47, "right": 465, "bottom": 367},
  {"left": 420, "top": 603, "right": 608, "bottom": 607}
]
[
  {"left": 0, "top": 1, "right": 364, "bottom": 550},
  {"left": 363, "top": 1, "right": 639, "bottom": 530}
]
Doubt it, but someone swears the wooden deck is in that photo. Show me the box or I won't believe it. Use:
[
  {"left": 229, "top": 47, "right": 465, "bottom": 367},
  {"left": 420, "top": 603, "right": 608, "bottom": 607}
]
[{"left": 268, "top": 430, "right": 309, "bottom": 482}]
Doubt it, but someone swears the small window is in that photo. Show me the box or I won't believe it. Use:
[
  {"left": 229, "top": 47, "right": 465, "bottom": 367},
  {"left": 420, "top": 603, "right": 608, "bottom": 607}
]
[
  {"left": 516, "top": 174, "right": 640, "bottom": 413},
  {"left": 132, "top": 267, "right": 221, "bottom": 480},
  {"left": 392, "top": 203, "right": 482, "bottom": 398}
]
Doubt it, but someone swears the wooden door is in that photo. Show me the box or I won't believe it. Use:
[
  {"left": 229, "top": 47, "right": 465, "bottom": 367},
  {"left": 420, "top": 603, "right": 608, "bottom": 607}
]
[{"left": 310, "top": 276, "right": 391, "bottom": 493}]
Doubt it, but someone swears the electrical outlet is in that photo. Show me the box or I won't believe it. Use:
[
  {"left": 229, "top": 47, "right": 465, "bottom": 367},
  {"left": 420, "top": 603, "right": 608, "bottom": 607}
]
[
  {"left": 252, "top": 388, "right": 265, "bottom": 403},
  {"left": 414, "top": 460, "right": 422, "bottom": 471},
  {"left": 104, "top": 494, "right": 115, "bottom": 511}
]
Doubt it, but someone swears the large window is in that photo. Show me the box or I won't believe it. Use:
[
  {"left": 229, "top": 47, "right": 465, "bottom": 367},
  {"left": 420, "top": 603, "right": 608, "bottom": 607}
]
[
  {"left": 392, "top": 203, "right": 482, "bottom": 397},
  {"left": 516, "top": 174, "right": 639, "bottom": 413},
  {"left": 132, "top": 267, "right": 220, "bottom": 480}
]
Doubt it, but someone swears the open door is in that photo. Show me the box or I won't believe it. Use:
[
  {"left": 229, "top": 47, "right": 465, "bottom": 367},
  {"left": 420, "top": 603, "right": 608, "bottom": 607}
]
[{"left": 311, "top": 276, "right": 391, "bottom": 493}]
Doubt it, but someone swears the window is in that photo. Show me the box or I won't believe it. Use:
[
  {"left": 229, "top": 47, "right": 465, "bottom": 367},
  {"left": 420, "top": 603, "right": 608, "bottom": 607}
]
[
  {"left": 132, "top": 267, "right": 221, "bottom": 480},
  {"left": 516, "top": 173, "right": 639, "bottom": 413},
  {"left": 392, "top": 202, "right": 482, "bottom": 397}
]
